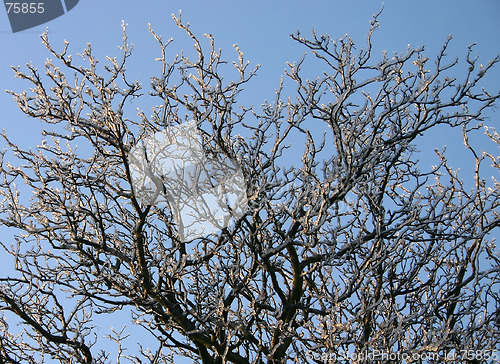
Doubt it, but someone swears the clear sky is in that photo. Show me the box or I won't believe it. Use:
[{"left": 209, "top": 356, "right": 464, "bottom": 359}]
[
  {"left": 0, "top": 0, "right": 499, "bottom": 362},
  {"left": 1, "top": 0, "right": 499, "bottom": 164}
]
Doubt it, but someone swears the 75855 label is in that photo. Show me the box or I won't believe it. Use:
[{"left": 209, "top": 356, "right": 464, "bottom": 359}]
[
  {"left": 446, "top": 349, "right": 499, "bottom": 361},
  {"left": 5, "top": 3, "right": 44, "bottom": 13}
]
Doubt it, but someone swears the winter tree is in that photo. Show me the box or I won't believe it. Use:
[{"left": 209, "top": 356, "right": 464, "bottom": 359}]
[{"left": 1, "top": 12, "right": 499, "bottom": 364}]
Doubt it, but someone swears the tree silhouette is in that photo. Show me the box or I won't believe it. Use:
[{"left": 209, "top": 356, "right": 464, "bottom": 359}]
[{"left": 1, "top": 12, "right": 499, "bottom": 364}]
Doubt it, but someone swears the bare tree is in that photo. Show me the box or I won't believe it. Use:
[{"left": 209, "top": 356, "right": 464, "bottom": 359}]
[{"left": 1, "top": 11, "right": 499, "bottom": 364}]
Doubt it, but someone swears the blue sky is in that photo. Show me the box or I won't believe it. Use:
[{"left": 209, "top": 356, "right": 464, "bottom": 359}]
[
  {"left": 0, "top": 0, "right": 499, "bottom": 362},
  {"left": 1, "top": 0, "right": 499, "bottom": 138},
  {"left": 1, "top": 0, "right": 499, "bottom": 162}
]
